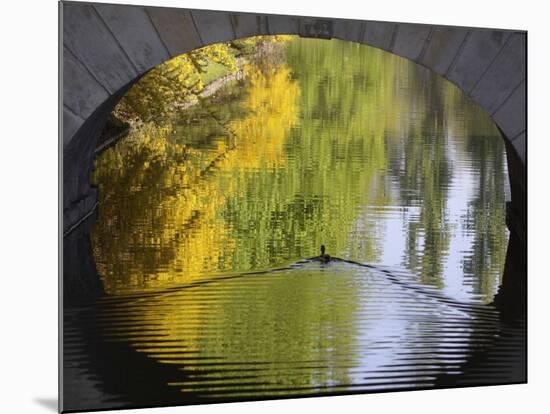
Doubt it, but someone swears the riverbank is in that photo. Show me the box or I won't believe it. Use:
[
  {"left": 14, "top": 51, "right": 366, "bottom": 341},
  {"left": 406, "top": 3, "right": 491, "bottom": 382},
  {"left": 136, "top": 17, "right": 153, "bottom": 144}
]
[
  {"left": 95, "top": 70, "right": 244, "bottom": 155},
  {"left": 95, "top": 42, "right": 285, "bottom": 155}
]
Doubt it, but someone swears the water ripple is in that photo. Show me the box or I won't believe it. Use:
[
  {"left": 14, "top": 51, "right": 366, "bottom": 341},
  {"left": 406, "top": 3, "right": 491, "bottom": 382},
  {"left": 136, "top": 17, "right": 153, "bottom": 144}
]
[{"left": 64, "top": 260, "right": 525, "bottom": 411}]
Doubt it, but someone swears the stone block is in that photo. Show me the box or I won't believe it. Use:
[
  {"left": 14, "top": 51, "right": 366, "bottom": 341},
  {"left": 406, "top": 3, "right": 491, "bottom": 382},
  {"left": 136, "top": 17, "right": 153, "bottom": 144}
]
[
  {"left": 191, "top": 9, "right": 235, "bottom": 45},
  {"left": 332, "top": 19, "right": 365, "bottom": 43},
  {"left": 267, "top": 14, "right": 300, "bottom": 35},
  {"left": 62, "top": 106, "right": 83, "bottom": 148},
  {"left": 392, "top": 23, "right": 432, "bottom": 61},
  {"left": 147, "top": 8, "right": 202, "bottom": 57},
  {"left": 94, "top": 3, "right": 170, "bottom": 72},
  {"left": 470, "top": 33, "right": 526, "bottom": 114},
  {"left": 421, "top": 26, "right": 469, "bottom": 75},
  {"left": 62, "top": 2, "right": 138, "bottom": 93},
  {"left": 298, "top": 17, "right": 334, "bottom": 39},
  {"left": 231, "top": 13, "right": 269, "bottom": 39},
  {"left": 362, "top": 21, "right": 396, "bottom": 51},
  {"left": 447, "top": 29, "right": 512, "bottom": 93},
  {"left": 63, "top": 47, "right": 109, "bottom": 119},
  {"left": 492, "top": 80, "right": 526, "bottom": 139}
]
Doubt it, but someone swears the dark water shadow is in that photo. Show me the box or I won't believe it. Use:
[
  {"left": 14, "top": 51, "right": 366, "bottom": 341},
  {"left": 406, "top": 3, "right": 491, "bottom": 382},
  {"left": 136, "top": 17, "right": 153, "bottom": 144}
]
[
  {"left": 63, "top": 257, "right": 526, "bottom": 412},
  {"left": 33, "top": 398, "right": 57, "bottom": 412}
]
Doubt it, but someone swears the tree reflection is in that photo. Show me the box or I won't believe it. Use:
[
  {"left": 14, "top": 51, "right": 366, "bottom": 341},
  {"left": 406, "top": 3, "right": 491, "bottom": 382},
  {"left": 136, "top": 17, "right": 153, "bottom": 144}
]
[{"left": 93, "top": 37, "right": 508, "bottom": 304}]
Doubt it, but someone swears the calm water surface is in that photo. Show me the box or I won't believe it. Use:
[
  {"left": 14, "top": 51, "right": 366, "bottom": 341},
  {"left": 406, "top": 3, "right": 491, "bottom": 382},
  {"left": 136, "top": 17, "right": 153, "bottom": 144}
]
[{"left": 63, "top": 38, "right": 523, "bottom": 411}]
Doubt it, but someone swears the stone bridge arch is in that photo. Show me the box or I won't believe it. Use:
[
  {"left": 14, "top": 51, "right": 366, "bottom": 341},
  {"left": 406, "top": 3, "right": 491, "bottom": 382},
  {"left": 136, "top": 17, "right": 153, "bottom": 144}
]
[{"left": 61, "top": 1, "right": 526, "bottom": 307}]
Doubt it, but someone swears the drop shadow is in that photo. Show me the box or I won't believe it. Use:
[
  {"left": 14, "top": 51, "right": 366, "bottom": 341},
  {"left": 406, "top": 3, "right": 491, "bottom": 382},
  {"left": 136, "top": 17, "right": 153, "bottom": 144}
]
[{"left": 33, "top": 398, "right": 57, "bottom": 412}]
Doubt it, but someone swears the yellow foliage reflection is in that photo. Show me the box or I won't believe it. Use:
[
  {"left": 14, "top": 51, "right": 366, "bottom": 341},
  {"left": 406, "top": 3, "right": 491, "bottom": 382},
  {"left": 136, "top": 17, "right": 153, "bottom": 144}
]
[
  {"left": 92, "top": 62, "right": 300, "bottom": 295},
  {"left": 230, "top": 65, "right": 300, "bottom": 170}
]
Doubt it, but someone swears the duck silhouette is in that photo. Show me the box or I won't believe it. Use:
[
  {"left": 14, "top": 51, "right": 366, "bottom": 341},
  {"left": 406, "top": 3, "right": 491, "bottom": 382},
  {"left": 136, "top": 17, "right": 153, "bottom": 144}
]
[{"left": 319, "top": 245, "right": 331, "bottom": 263}]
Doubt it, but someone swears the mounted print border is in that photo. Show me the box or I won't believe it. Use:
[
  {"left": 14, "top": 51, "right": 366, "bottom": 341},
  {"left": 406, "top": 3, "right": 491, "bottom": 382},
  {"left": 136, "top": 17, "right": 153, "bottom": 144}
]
[{"left": 60, "top": 1, "right": 527, "bottom": 412}]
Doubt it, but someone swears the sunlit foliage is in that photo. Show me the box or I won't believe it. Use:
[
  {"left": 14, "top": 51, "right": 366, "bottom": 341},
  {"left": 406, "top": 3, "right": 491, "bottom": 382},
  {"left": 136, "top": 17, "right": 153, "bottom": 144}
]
[{"left": 116, "top": 36, "right": 292, "bottom": 124}]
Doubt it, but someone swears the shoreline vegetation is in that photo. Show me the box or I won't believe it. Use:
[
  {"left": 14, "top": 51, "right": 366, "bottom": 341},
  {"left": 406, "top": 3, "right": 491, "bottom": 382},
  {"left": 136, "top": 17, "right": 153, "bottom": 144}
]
[{"left": 96, "top": 36, "right": 292, "bottom": 155}]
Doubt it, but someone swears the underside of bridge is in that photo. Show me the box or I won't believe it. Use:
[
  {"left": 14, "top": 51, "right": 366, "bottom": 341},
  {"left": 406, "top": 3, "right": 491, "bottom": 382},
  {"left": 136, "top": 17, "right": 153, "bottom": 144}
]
[{"left": 61, "top": 1, "right": 526, "bottom": 311}]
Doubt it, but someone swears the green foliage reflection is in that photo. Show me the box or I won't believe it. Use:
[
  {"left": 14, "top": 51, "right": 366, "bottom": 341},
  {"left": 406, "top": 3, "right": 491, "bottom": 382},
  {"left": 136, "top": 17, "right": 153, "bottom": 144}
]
[{"left": 93, "top": 37, "right": 508, "bottom": 303}]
